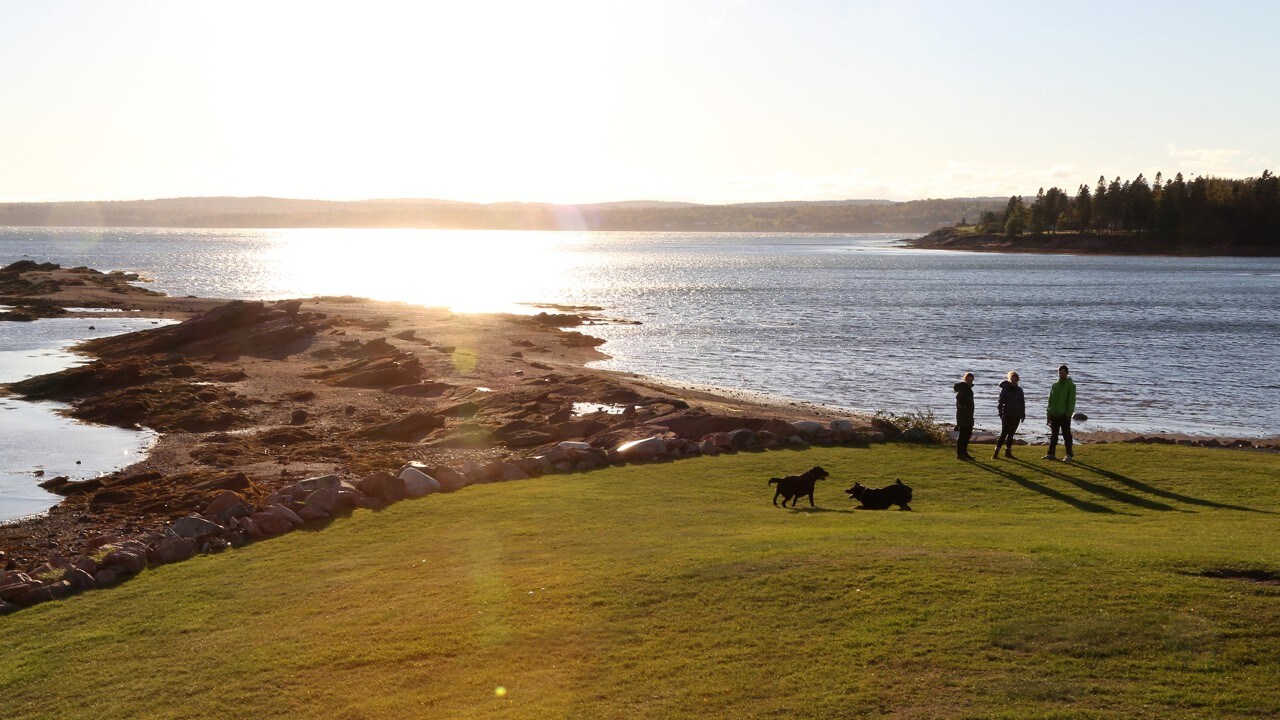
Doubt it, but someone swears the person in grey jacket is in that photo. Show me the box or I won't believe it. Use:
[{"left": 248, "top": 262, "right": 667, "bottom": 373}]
[
  {"left": 993, "top": 371, "right": 1025, "bottom": 459},
  {"left": 954, "top": 372, "right": 975, "bottom": 460}
]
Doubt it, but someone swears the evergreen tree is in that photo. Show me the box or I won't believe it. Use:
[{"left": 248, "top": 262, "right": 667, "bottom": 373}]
[{"left": 1003, "top": 196, "right": 1028, "bottom": 236}]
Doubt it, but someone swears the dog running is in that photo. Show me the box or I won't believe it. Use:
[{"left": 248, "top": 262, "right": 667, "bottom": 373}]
[
  {"left": 846, "top": 479, "right": 913, "bottom": 510},
  {"left": 769, "top": 465, "right": 829, "bottom": 508}
]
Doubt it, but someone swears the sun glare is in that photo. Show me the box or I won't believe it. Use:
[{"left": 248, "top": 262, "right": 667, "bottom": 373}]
[{"left": 263, "top": 229, "right": 590, "bottom": 313}]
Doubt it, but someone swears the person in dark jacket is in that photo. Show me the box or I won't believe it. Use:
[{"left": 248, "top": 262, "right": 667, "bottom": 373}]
[
  {"left": 953, "top": 372, "right": 975, "bottom": 460},
  {"left": 993, "top": 371, "right": 1025, "bottom": 459}
]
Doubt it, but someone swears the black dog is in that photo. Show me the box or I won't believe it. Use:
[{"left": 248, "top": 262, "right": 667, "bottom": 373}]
[
  {"left": 769, "top": 466, "right": 829, "bottom": 508},
  {"left": 846, "top": 479, "right": 913, "bottom": 510}
]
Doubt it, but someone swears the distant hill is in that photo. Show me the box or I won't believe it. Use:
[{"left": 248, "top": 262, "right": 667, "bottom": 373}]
[{"left": 0, "top": 196, "right": 1008, "bottom": 232}]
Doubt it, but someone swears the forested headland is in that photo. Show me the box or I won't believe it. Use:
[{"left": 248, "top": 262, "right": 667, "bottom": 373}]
[
  {"left": 911, "top": 171, "right": 1280, "bottom": 255},
  {"left": 0, "top": 196, "right": 1003, "bottom": 233}
]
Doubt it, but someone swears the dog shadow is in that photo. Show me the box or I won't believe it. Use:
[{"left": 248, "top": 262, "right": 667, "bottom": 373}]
[
  {"left": 787, "top": 506, "right": 856, "bottom": 514},
  {"left": 1009, "top": 459, "right": 1182, "bottom": 512},
  {"left": 1069, "top": 460, "right": 1271, "bottom": 514},
  {"left": 971, "top": 461, "right": 1128, "bottom": 514}
]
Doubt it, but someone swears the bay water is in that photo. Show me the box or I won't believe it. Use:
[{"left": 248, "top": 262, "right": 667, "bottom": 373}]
[{"left": 1, "top": 228, "right": 1276, "bottom": 512}]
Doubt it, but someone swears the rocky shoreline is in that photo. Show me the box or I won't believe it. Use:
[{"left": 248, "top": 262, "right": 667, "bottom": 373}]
[
  {"left": 903, "top": 228, "right": 1279, "bottom": 256},
  {"left": 1, "top": 260, "right": 1276, "bottom": 615},
  {"left": 0, "top": 260, "right": 907, "bottom": 613}
]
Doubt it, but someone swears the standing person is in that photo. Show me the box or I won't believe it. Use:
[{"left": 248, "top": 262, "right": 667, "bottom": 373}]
[
  {"left": 954, "top": 372, "right": 975, "bottom": 460},
  {"left": 993, "top": 371, "right": 1025, "bottom": 459},
  {"left": 1044, "top": 364, "right": 1077, "bottom": 462}
]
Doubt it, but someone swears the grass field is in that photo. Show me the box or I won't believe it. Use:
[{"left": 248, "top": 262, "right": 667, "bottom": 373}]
[{"left": 2, "top": 444, "right": 1278, "bottom": 719}]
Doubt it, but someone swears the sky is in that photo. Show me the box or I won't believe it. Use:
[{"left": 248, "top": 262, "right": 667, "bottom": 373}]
[{"left": 1, "top": 0, "right": 1277, "bottom": 204}]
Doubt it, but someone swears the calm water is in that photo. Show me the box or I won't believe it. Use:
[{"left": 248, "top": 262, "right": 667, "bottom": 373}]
[
  {"left": 0, "top": 316, "right": 167, "bottom": 522},
  {"left": 3, "top": 227, "right": 1279, "bottom": 443}
]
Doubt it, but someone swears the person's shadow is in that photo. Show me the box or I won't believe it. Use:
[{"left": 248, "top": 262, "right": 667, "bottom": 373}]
[
  {"left": 969, "top": 460, "right": 1126, "bottom": 514},
  {"left": 1010, "top": 459, "right": 1182, "bottom": 512},
  {"left": 1069, "top": 459, "right": 1269, "bottom": 513}
]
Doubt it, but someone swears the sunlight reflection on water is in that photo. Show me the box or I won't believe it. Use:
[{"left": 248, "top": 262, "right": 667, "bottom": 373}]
[
  {"left": 2, "top": 228, "right": 1278, "bottom": 438},
  {"left": 255, "top": 229, "right": 601, "bottom": 313}
]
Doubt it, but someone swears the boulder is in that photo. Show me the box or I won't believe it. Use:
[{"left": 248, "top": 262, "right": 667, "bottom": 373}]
[
  {"left": 354, "top": 471, "right": 402, "bottom": 502},
  {"left": 201, "top": 538, "right": 231, "bottom": 553},
  {"left": 294, "top": 474, "right": 344, "bottom": 494},
  {"left": 203, "top": 490, "right": 252, "bottom": 523},
  {"left": 249, "top": 511, "right": 295, "bottom": 536},
  {"left": 297, "top": 504, "right": 330, "bottom": 522},
  {"left": 0, "top": 600, "right": 17, "bottom": 615},
  {"left": 0, "top": 576, "right": 38, "bottom": 601},
  {"left": 791, "top": 420, "right": 825, "bottom": 436},
  {"left": 756, "top": 430, "right": 782, "bottom": 448},
  {"left": 699, "top": 437, "right": 721, "bottom": 455},
  {"left": 263, "top": 503, "right": 305, "bottom": 526},
  {"left": 432, "top": 461, "right": 473, "bottom": 489},
  {"left": 93, "top": 566, "right": 127, "bottom": 587},
  {"left": 488, "top": 463, "right": 530, "bottom": 482},
  {"left": 172, "top": 514, "right": 225, "bottom": 540},
  {"left": 557, "top": 441, "right": 593, "bottom": 451},
  {"left": 575, "top": 454, "right": 606, "bottom": 471},
  {"left": 11, "top": 580, "right": 73, "bottom": 608},
  {"left": 761, "top": 419, "right": 798, "bottom": 436},
  {"left": 302, "top": 486, "right": 341, "bottom": 515},
  {"left": 336, "top": 488, "right": 369, "bottom": 510},
  {"left": 100, "top": 549, "right": 147, "bottom": 575},
  {"left": 399, "top": 466, "right": 442, "bottom": 497},
  {"left": 150, "top": 537, "right": 197, "bottom": 566},
  {"left": 830, "top": 419, "right": 855, "bottom": 434},
  {"left": 234, "top": 515, "right": 265, "bottom": 540},
  {"left": 65, "top": 568, "right": 96, "bottom": 590},
  {"left": 727, "top": 428, "right": 760, "bottom": 451},
  {"left": 615, "top": 436, "right": 668, "bottom": 461}
]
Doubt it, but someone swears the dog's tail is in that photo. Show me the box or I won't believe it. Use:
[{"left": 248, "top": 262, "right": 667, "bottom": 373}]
[{"left": 768, "top": 477, "right": 780, "bottom": 485}]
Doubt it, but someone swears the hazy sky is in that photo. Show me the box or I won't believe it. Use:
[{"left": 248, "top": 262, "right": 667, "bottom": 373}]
[{"left": 2, "top": 0, "right": 1277, "bottom": 204}]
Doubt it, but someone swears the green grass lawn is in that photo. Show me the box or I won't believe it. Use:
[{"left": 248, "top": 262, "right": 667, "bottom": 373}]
[{"left": 3, "top": 444, "right": 1278, "bottom": 719}]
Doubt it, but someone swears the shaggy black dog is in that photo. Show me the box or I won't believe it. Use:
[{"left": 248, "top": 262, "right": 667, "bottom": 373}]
[
  {"left": 769, "top": 466, "right": 829, "bottom": 508},
  {"left": 846, "top": 479, "right": 913, "bottom": 510}
]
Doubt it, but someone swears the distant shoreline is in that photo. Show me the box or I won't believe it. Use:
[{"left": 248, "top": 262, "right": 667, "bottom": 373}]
[{"left": 903, "top": 228, "right": 1280, "bottom": 257}]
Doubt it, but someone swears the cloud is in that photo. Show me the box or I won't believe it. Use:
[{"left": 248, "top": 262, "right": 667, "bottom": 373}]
[{"left": 1165, "top": 143, "right": 1247, "bottom": 175}]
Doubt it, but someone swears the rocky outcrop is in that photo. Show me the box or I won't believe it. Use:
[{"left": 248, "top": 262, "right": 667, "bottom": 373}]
[{"left": 82, "top": 300, "right": 324, "bottom": 359}]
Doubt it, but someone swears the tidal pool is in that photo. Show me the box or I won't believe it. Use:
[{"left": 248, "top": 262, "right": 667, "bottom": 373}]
[{"left": 0, "top": 317, "right": 173, "bottom": 523}]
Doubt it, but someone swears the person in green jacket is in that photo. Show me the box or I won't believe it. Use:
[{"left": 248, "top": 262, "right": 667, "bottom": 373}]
[{"left": 1044, "top": 364, "right": 1076, "bottom": 462}]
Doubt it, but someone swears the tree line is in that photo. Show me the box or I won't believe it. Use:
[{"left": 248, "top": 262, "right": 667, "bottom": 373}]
[{"left": 974, "top": 171, "right": 1280, "bottom": 249}]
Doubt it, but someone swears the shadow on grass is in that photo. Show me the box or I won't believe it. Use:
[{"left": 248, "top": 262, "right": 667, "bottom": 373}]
[
  {"left": 1009, "top": 459, "right": 1182, "bottom": 512},
  {"left": 971, "top": 461, "right": 1124, "bottom": 514},
  {"left": 1070, "top": 460, "right": 1271, "bottom": 514},
  {"left": 786, "top": 506, "right": 856, "bottom": 514}
]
